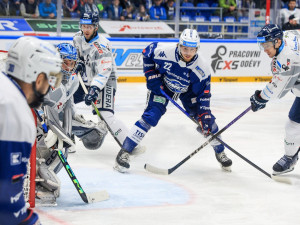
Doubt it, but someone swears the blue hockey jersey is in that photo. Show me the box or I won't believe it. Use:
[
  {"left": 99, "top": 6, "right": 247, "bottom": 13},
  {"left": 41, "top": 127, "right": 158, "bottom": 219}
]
[
  {"left": 143, "top": 42, "right": 212, "bottom": 115},
  {"left": 0, "top": 72, "right": 36, "bottom": 225}
]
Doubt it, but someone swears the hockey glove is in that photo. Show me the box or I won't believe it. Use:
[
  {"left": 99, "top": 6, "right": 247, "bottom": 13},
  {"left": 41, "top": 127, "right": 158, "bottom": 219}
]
[
  {"left": 85, "top": 86, "right": 100, "bottom": 106},
  {"left": 146, "top": 73, "right": 162, "bottom": 95},
  {"left": 250, "top": 90, "right": 268, "bottom": 112},
  {"left": 75, "top": 60, "right": 85, "bottom": 74},
  {"left": 197, "top": 112, "right": 215, "bottom": 137}
]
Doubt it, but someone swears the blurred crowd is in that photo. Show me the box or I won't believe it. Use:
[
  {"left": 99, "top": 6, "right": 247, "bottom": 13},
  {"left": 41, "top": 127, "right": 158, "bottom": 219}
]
[{"left": 0, "top": 0, "right": 299, "bottom": 28}]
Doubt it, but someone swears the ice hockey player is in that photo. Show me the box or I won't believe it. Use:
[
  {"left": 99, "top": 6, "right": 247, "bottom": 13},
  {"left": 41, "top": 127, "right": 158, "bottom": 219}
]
[
  {"left": 250, "top": 24, "right": 300, "bottom": 175},
  {"left": 0, "top": 37, "right": 62, "bottom": 224},
  {"left": 35, "top": 43, "right": 107, "bottom": 206},
  {"left": 114, "top": 28, "right": 233, "bottom": 173},
  {"left": 73, "top": 12, "right": 145, "bottom": 156}
]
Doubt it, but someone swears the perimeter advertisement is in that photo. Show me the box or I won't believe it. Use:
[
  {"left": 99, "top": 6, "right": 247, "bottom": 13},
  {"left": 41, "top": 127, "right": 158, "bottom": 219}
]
[{"left": 0, "top": 37, "right": 273, "bottom": 82}]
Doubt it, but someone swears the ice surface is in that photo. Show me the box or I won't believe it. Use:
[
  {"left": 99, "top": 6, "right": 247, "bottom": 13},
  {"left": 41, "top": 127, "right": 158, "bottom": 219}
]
[{"left": 36, "top": 83, "right": 300, "bottom": 225}]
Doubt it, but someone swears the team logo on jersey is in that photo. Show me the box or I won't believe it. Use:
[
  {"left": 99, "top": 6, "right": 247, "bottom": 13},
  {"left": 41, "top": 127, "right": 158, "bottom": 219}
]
[
  {"left": 94, "top": 42, "right": 103, "bottom": 54},
  {"left": 158, "top": 51, "right": 166, "bottom": 58},
  {"left": 164, "top": 77, "right": 188, "bottom": 93},
  {"left": 11, "top": 152, "right": 22, "bottom": 165},
  {"left": 271, "top": 58, "right": 279, "bottom": 74},
  {"left": 8, "top": 63, "right": 15, "bottom": 73},
  {"left": 282, "top": 59, "right": 290, "bottom": 71}
]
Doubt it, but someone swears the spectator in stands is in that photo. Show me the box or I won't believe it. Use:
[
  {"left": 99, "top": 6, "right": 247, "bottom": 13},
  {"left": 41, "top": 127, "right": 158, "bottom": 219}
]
[
  {"left": 149, "top": 0, "right": 167, "bottom": 20},
  {"left": 135, "top": 4, "right": 149, "bottom": 21},
  {"left": 0, "top": 0, "right": 18, "bottom": 16},
  {"left": 238, "top": 0, "right": 255, "bottom": 17},
  {"left": 165, "top": 0, "right": 175, "bottom": 20},
  {"left": 279, "top": 0, "right": 300, "bottom": 26},
  {"left": 63, "top": 0, "right": 78, "bottom": 17},
  {"left": 107, "top": 0, "right": 123, "bottom": 20},
  {"left": 20, "top": 0, "right": 39, "bottom": 17},
  {"left": 282, "top": 14, "right": 300, "bottom": 30},
  {"left": 219, "top": 0, "right": 237, "bottom": 19},
  {"left": 81, "top": 0, "right": 99, "bottom": 17},
  {"left": 96, "top": 0, "right": 104, "bottom": 17},
  {"left": 77, "top": 0, "right": 86, "bottom": 16},
  {"left": 120, "top": 0, "right": 132, "bottom": 9},
  {"left": 120, "top": 4, "right": 135, "bottom": 20},
  {"left": 14, "top": 0, "right": 20, "bottom": 15},
  {"left": 39, "top": 0, "right": 57, "bottom": 18}
]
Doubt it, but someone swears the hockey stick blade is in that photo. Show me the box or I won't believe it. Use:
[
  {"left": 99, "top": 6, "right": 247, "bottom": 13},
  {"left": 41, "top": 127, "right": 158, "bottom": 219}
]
[
  {"left": 144, "top": 163, "right": 170, "bottom": 175},
  {"left": 57, "top": 150, "right": 110, "bottom": 203},
  {"left": 86, "top": 190, "right": 110, "bottom": 203},
  {"left": 271, "top": 175, "right": 292, "bottom": 185}
]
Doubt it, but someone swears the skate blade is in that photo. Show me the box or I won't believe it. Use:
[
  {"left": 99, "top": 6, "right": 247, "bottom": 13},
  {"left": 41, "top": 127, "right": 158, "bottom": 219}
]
[
  {"left": 35, "top": 201, "right": 57, "bottom": 207},
  {"left": 113, "top": 164, "right": 129, "bottom": 173},
  {"left": 221, "top": 165, "right": 232, "bottom": 172},
  {"left": 272, "top": 167, "right": 294, "bottom": 176}
]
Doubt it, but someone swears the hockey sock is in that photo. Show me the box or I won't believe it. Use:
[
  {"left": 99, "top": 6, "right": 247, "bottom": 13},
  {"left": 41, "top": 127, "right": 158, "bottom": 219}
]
[
  {"left": 123, "top": 119, "right": 151, "bottom": 153},
  {"left": 213, "top": 144, "right": 225, "bottom": 154}
]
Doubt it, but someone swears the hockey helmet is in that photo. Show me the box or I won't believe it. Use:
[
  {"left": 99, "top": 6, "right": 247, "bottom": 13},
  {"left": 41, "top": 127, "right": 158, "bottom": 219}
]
[
  {"left": 80, "top": 11, "right": 99, "bottom": 27},
  {"left": 6, "top": 37, "right": 62, "bottom": 88},
  {"left": 257, "top": 24, "right": 283, "bottom": 50},
  {"left": 56, "top": 43, "right": 78, "bottom": 79},
  {"left": 179, "top": 29, "right": 200, "bottom": 49}
]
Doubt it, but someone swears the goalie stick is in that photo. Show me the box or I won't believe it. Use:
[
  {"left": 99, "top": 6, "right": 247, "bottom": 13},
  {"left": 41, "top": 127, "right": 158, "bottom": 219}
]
[
  {"left": 147, "top": 89, "right": 291, "bottom": 184},
  {"left": 77, "top": 73, "right": 122, "bottom": 147},
  {"left": 34, "top": 109, "right": 110, "bottom": 203}
]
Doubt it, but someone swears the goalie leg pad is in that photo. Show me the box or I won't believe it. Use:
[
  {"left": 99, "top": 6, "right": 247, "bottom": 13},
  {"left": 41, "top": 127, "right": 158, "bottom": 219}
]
[{"left": 38, "top": 162, "right": 61, "bottom": 195}]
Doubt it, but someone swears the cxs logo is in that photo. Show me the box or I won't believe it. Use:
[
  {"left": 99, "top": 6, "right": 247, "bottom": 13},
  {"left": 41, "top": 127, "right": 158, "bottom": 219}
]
[{"left": 211, "top": 46, "right": 238, "bottom": 72}]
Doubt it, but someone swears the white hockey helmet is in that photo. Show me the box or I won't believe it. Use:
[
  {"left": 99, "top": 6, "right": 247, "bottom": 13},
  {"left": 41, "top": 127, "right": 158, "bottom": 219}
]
[
  {"left": 6, "top": 37, "right": 63, "bottom": 88},
  {"left": 179, "top": 29, "right": 200, "bottom": 49}
]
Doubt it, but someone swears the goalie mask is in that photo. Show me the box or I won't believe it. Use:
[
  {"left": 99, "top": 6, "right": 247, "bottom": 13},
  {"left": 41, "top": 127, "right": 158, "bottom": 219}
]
[{"left": 56, "top": 43, "right": 78, "bottom": 81}]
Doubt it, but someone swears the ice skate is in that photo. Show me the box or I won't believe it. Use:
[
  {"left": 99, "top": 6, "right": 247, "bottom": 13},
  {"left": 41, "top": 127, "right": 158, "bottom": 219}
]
[
  {"left": 273, "top": 154, "right": 299, "bottom": 175},
  {"left": 215, "top": 151, "right": 232, "bottom": 172},
  {"left": 114, "top": 149, "right": 131, "bottom": 173},
  {"left": 35, "top": 185, "right": 58, "bottom": 207}
]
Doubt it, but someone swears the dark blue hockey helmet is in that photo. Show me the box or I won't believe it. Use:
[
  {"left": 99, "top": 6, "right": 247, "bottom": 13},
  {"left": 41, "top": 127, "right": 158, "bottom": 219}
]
[
  {"left": 80, "top": 11, "right": 99, "bottom": 27},
  {"left": 56, "top": 43, "right": 78, "bottom": 79},
  {"left": 257, "top": 24, "right": 283, "bottom": 50}
]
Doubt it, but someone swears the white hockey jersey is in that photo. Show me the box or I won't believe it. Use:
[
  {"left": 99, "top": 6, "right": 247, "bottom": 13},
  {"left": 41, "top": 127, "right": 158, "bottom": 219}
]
[
  {"left": 261, "top": 30, "right": 300, "bottom": 101},
  {"left": 73, "top": 32, "right": 117, "bottom": 90},
  {"left": 43, "top": 73, "right": 79, "bottom": 114}
]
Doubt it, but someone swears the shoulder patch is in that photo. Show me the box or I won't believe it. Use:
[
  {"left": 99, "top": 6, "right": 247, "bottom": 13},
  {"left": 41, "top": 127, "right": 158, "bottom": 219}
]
[
  {"left": 195, "top": 66, "right": 206, "bottom": 77},
  {"left": 94, "top": 42, "right": 103, "bottom": 54}
]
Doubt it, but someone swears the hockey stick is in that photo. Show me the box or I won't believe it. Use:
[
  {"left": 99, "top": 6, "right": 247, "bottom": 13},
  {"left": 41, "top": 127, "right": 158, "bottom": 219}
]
[
  {"left": 34, "top": 109, "right": 110, "bottom": 203},
  {"left": 150, "top": 89, "right": 291, "bottom": 184},
  {"left": 144, "top": 91, "right": 251, "bottom": 175},
  {"left": 77, "top": 73, "right": 122, "bottom": 147},
  {"left": 57, "top": 149, "right": 109, "bottom": 203}
]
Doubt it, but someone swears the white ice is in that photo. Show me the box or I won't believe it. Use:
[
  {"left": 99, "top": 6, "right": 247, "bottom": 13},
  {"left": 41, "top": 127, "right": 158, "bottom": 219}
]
[{"left": 36, "top": 83, "right": 300, "bottom": 225}]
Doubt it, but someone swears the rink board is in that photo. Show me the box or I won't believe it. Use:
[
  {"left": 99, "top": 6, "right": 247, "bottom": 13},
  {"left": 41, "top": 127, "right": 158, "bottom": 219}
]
[{"left": 0, "top": 36, "right": 272, "bottom": 82}]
